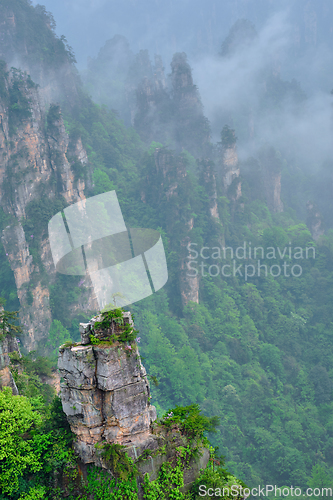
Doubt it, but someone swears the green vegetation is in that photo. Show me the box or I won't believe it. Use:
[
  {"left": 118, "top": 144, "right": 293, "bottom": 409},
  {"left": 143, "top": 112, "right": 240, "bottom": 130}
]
[
  {"left": 75, "top": 465, "right": 138, "bottom": 500},
  {"left": 92, "top": 308, "right": 138, "bottom": 344},
  {"left": 99, "top": 443, "right": 138, "bottom": 481},
  {"left": 89, "top": 333, "right": 100, "bottom": 345},
  {"left": 191, "top": 448, "right": 246, "bottom": 499},
  {"left": 0, "top": 387, "right": 42, "bottom": 495},
  {"left": 8, "top": 70, "right": 33, "bottom": 136},
  {"left": 0, "top": 1, "right": 332, "bottom": 496},
  {"left": 0, "top": 378, "right": 232, "bottom": 499},
  {"left": 220, "top": 125, "right": 237, "bottom": 148},
  {"left": 2, "top": 66, "right": 333, "bottom": 494},
  {"left": 0, "top": 306, "right": 22, "bottom": 342},
  {"left": 142, "top": 453, "right": 192, "bottom": 500},
  {"left": 0, "top": 65, "right": 34, "bottom": 137},
  {"left": 9, "top": 352, "right": 56, "bottom": 404},
  {"left": 46, "top": 320, "right": 71, "bottom": 364},
  {"left": 160, "top": 404, "right": 220, "bottom": 442},
  {"left": 0, "top": 1, "right": 75, "bottom": 68}
]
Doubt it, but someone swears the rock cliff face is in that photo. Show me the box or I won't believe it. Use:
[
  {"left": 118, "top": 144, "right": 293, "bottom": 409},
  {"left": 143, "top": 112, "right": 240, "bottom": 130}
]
[
  {"left": 133, "top": 51, "right": 209, "bottom": 157},
  {"left": 257, "top": 147, "right": 284, "bottom": 213},
  {"left": 201, "top": 160, "right": 225, "bottom": 246},
  {"left": 0, "top": 3, "right": 79, "bottom": 109},
  {"left": 180, "top": 244, "right": 200, "bottom": 306},
  {"left": 0, "top": 1, "right": 96, "bottom": 351},
  {"left": 0, "top": 68, "right": 93, "bottom": 351},
  {"left": 58, "top": 312, "right": 157, "bottom": 465},
  {"left": 146, "top": 148, "right": 200, "bottom": 306},
  {"left": 0, "top": 334, "right": 19, "bottom": 395},
  {"left": 306, "top": 201, "right": 324, "bottom": 241},
  {"left": 170, "top": 52, "right": 210, "bottom": 157},
  {"left": 58, "top": 311, "right": 210, "bottom": 498},
  {"left": 222, "top": 144, "right": 241, "bottom": 201},
  {"left": 2, "top": 224, "right": 52, "bottom": 352}
]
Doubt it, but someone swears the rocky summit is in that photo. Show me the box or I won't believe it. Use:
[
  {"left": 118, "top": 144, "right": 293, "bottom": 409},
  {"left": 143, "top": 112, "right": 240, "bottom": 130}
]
[{"left": 58, "top": 311, "right": 157, "bottom": 465}]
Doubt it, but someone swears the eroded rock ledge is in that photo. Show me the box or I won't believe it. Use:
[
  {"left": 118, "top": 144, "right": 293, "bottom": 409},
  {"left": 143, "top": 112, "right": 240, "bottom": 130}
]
[
  {"left": 58, "top": 310, "right": 210, "bottom": 498},
  {"left": 58, "top": 311, "right": 157, "bottom": 465},
  {"left": 0, "top": 335, "right": 20, "bottom": 395}
]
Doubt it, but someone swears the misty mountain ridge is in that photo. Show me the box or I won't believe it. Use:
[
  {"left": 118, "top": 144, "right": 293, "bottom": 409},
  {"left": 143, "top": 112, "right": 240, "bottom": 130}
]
[
  {"left": 83, "top": 16, "right": 333, "bottom": 227},
  {"left": 1, "top": 0, "right": 333, "bottom": 497}
]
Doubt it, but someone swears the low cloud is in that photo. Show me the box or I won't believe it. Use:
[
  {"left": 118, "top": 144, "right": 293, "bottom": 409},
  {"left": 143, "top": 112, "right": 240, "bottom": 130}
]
[{"left": 192, "top": 10, "right": 333, "bottom": 167}]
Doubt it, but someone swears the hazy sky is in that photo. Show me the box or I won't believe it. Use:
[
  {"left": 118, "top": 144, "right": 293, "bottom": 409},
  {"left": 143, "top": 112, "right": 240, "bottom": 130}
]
[
  {"left": 30, "top": 0, "right": 333, "bottom": 99},
  {"left": 31, "top": 0, "right": 288, "bottom": 68},
  {"left": 30, "top": 0, "right": 333, "bottom": 168}
]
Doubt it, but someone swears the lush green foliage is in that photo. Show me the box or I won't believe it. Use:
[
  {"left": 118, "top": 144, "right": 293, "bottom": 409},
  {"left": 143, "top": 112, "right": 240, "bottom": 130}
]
[
  {"left": 191, "top": 451, "right": 246, "bottom": 499},
  {"left": 99, "top": 443, "right": 138, "bottom": 481},
  {"left": 0, "top": 388, "right": 42, "bottom": 495},
  {"left": 0, "top": 384, "right": 225, "bottom": 500},
  {"left": 93, "top": 308, "right": 138, "bottom": 344},
  {"left": 142, "top": 458, "right": 190, "bottom": 500},
  {"left": 76, "top": 465, "right": 138, "bottom": 500},
  {"left": 10, "top": 351, "right": 56, "bottom": 405},
  {"left": 46, "top": 320, "right": 71, "bottom": 364},
  {"left": 0, "top": 1, "right": 75, "bottom": 68},
  {"left": 0, "top": 308, "right": 22, "bottom": 341},
  {"left": 161, "top": 404, "right": 220, "bottom": 441},
  {"left": 0, "top": 382, "right": 74, "bottom": 499},
  {"left": 1, "top": 3, "right": 333, "bottom": 494},
  {"left": 220, "top": 125, "right": 237, "bottom": 148}
]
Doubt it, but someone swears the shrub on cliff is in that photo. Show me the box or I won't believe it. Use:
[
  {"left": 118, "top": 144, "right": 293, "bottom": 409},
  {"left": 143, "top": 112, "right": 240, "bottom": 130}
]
[
  {"left": 92, "top": 308, "right": 139, "bottom": 344},
  {"left": 0, "top": 304, "right": 22, "bottom": 342},
  {"left": 161, "top": 404, "right": 220, "bottom": 442},
  {"left": 220, "top": 125, "right": 237, "bottom": 149},
  {"left": 0, "top": 387, "right": 42, "bottom": 495}
]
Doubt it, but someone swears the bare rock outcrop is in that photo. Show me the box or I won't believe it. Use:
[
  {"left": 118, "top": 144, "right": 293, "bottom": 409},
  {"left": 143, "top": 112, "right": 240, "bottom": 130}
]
[
  {"left": 220, "top": 126, "right": 241, "bottom": 201},
  {"left": 58, "top": 311, "right": 157, "bottom": 465},
  {"left": 148, "top": 148, "right": 200, "bottom": 306},
  {"left": 0, "top": 67, "right": 94, "bottom": 350},
  {"left": 58, "top": 310, "right": 210, "bottom": 498},
  {"left": 0, "top": 335, "right": 20, "bottom": 395},
  {"left": 258, "top": 147, "right": 284, "bottom": 213},
  {"left": 2, "top": 224, "right": 51, "bottom": 352},
  {"left": 306, "top": 201, "right": 324, "bottom": 241},
  {"left": 222, "top": 144, "right": 241, "bottom": 195}
]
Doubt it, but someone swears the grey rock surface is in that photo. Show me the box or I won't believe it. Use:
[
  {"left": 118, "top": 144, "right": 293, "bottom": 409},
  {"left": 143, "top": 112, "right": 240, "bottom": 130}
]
[
  {"left": 0, "top": 334, "right": 20, "bottom": 395},
  {"left": 59, "top": 311, "right": 210, "bottom": 498},
  {"left": 58, "top": 311, "right": 156, "bottom": 465}
]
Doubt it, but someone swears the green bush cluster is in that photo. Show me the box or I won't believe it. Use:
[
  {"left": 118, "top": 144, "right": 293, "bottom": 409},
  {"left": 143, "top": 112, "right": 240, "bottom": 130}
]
[
  {"left": 0, "top": 378, "right": 232, "bottom": 500},
  {"left": 93, "top": 308, "right": 138, "bottom": 344},
  {"left": 220, "top": 125, "right": 237, "bottom": 149},
  {"left": 0, "top": 387, "right": 74, "bottom": 499},
  {"left": 99, "top": 443, "right": 138, "bottom": 482},
  {"left": 10, "top": 351, "right": 56, "bottom": 405},
  {"left": 160, "top": 404, "right": 220, "bottom": 442},
  {"left": 0, "top": 307, "right": 22, "bottom": 342},
  {"left": 0, "top": 1, "right": 75, "bottom": 69}
]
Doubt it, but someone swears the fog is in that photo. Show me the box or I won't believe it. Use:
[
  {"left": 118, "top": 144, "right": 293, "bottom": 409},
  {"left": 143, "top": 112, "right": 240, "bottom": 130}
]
[
  {"left": 192, "top": 11, "right": 333, "bottom": 167},
  {"left": 31, "top": 0, "right": 333, "bottom": 69},
  {"left": 31, "top": 0, "right": 333, "bottom": 168}
]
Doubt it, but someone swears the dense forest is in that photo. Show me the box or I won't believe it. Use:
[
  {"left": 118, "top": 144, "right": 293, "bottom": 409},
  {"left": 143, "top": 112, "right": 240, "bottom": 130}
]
[{"left": 0, "top": 0, "right": 333, "bottom": 499}]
